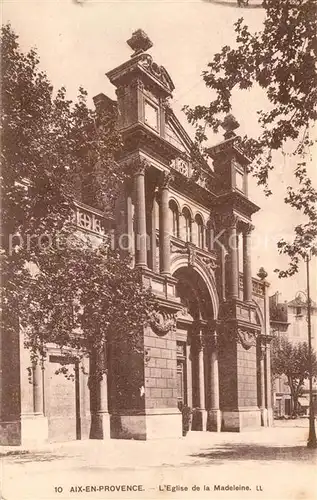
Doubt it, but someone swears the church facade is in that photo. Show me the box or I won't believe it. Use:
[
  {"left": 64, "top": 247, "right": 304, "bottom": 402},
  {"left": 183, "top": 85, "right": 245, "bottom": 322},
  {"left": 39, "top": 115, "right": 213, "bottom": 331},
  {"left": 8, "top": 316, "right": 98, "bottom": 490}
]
[{"left": 0, "top": 30, "right": 273, "bottom": 445}]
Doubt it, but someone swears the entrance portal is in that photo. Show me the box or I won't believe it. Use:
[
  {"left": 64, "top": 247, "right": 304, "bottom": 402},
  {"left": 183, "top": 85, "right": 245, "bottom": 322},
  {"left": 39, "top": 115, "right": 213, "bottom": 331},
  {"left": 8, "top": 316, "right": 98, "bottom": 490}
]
[{"left": 173, "top": 267, "right": 220, "bottom": 431}]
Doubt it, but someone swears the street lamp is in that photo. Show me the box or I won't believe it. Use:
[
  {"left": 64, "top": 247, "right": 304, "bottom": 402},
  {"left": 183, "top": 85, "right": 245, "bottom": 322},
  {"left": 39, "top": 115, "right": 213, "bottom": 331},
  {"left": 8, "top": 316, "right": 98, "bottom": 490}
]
[{"left": 305, "top": 253, "right": 317, "bottom": 448}]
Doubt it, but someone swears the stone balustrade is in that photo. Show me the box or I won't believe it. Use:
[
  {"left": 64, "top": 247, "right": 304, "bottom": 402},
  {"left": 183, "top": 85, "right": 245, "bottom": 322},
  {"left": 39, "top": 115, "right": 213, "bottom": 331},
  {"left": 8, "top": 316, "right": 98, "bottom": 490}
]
[
  {"left": 71, "top": 201, "right": 111, "bottom": 238},
  {"left": 239, "top": 272, "right": 265, "bottom": 298}
]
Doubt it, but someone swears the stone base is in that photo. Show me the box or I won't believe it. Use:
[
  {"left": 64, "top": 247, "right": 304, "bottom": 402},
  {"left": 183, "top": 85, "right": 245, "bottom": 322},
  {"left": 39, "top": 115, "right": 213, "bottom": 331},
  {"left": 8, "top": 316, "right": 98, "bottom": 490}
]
[
  {"left": 0, "top": 420, "right": 21, "bottom": 446},
  {"left": 221, "top": 407, "right": 261, "bottom": 431},
  {"left": 110, "top": 409, "right": 182, "bottom": 440},
  {"left": 89, "top": 412, "right": 110, "bottom": 440},
  {"left": 266, "top": 408, "right": 274, "bottom": 427},
  {"left": 261, "top": 408, "right": 268, "bottom": 427},
  {"left": 191, "top": 409, "right": 208, "bottom": 431},
  {"left": 21, "top": 414, "right": 48, "bottom": 446},
  {"left": 146, "top": 410, "right": 182, "bottom": 439},
  {"left": 207, "top": 409, "right": 221, "bottom": 432}
]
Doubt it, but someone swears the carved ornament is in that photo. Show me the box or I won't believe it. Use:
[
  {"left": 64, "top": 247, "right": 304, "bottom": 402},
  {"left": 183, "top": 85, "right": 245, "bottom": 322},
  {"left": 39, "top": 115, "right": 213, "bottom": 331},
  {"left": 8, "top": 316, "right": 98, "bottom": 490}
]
[
  {"left": 192, "top": 333, "right": 204, "bottom": 352},
  {"left": 188, "top": 244, "right": 197, "bottom": 267},
  {"left": 127, "top": 30, "right": 153, "bottom": 56},
  {"left": 130, "top": 77, "right": 145, "bottom": 91},
  {"left": 159, "top": 171, "right": 175, "bottom": 190},
  {"left": 126, "top": 157, "right": 150, "bottom": 176},
  {"left": 244, "top": 223, "right": 255, "bottom": 235},
  {"left": 236, "top": 328, "right": 257, "bottom": 350},
  {"left": 199, "top": 255, "right": 218, "bottom": 271},
  {"left": 214, "top": 213, "right": 240, "bottom": 231},
  {"left": 149, "top": 310, "right": 176, "bottom": 336},
  {"left": 138, "top": 53, "right": 175, "bottom": 93}
]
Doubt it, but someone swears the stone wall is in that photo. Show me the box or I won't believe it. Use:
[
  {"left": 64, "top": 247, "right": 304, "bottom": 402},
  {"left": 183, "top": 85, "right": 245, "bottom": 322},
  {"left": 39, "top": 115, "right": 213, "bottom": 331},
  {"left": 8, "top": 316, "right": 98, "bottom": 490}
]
[
  {"left": 236, "top": 343, "right": 257, "bottom": 408},
  {"left": 0, "top": 323, "right": 21, "bottom": 445},
  {"left": 143, "top": 325, "right": 178, "bottom": 410},
  {"left": 218, "top": 336, "right": 238, "bottom": 410}
]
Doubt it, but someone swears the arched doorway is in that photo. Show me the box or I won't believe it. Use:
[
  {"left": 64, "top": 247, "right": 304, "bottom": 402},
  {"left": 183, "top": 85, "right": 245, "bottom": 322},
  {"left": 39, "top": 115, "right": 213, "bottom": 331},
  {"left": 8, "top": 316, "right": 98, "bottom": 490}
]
[{"left": 173, "top": 266, "right": 219, "bottom": 431}]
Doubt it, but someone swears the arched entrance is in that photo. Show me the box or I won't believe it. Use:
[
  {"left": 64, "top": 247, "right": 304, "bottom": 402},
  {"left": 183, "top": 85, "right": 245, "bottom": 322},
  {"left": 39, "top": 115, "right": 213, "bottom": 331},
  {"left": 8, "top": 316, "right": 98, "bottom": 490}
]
[{"left": 173, "top": 266, "right": 221, "bottom": 431}]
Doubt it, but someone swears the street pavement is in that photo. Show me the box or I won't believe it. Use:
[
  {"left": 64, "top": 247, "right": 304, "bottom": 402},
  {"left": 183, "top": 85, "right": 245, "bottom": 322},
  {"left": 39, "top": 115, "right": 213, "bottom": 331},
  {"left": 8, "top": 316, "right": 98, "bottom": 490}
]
[{"left": 0, "top": 420, "right": 316, "bottom": 500}]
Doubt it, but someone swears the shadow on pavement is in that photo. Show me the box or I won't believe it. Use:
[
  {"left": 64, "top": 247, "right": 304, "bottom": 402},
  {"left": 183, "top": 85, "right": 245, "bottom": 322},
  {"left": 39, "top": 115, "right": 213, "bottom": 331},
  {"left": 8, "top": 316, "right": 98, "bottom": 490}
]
[
  {"left": 2, "top": 452, "right": 71, "bottom": 464},
  {"left": 190, "top": 443, "right": 317, "bottom": 464}
]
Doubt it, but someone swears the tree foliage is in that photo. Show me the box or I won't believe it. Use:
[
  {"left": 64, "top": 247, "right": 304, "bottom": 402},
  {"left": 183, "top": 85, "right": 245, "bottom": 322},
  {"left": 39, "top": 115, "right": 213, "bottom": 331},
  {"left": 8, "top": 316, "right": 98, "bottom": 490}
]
[
  {"left": 0, "top": 24, "right": 154, "bottom": 380},
  {"left": 184, "top": 0, "right": 317, "bottom": 275},
  {"left": 21, "top": 241, "right": 155, "bottom": 376},
  {"left": 271, "top": 337, "right": 317, "bottom": 415}
]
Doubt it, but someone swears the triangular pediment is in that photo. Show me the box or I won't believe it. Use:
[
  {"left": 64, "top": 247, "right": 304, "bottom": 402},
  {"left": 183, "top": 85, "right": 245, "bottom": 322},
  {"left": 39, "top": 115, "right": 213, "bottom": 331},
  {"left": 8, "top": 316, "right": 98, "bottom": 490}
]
[{"left": 165, "top": 110, "right": 192, "bottom": 155}]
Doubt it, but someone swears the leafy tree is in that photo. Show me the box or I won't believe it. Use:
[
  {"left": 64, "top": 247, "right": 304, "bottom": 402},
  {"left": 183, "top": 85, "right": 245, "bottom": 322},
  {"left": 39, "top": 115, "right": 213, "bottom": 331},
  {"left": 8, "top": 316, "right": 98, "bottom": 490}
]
[
  {"left": 21, "top": 240, "right": 154, "bottom": 370},
  {"left": 0, "top": 24, "right": 155, "bottom": 436},
  {"left": 184, "top": 0, "right": 317, "bottom": 275},
  {"left": 271, "top": 337, "right": 317, "bottom": 416}
]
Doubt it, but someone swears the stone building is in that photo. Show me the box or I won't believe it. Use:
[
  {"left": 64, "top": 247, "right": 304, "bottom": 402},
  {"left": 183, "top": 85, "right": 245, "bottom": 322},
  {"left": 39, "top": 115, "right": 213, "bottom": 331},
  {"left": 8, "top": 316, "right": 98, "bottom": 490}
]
[
  {"left": 270, "top": 292, "right": 317, "bottom": 417},
  {"left": 0, "top": 30, "right": 273, "bottom": 445}
]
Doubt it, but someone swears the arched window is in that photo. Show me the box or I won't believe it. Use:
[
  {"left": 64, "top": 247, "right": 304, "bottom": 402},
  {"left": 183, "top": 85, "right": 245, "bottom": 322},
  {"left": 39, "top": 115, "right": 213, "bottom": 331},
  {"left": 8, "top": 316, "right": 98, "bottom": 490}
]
[
  {"left": 195, "top": 215, "right": 204, "bottom": 249},
  {"left": 182, "top": 208, "right": 192, "bottom": 243},
  {"left": 169, "top": 200, "right": 179, "bottom": 237}
]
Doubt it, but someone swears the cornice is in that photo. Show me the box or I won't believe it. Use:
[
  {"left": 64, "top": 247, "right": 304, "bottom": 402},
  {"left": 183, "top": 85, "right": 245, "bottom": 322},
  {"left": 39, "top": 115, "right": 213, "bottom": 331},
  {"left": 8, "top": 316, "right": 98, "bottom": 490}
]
[
  {"left": 207, "top": 136, "right": 251, "bottom": 166},
  {"left": 211, "top": 190, "right": 260, "bottom": 217},
  {"left": 122, "top": 122, "right": 180, "bottom": 161},
  {"left": 106, "top": 53, "right": 174, "bottom": 98}
]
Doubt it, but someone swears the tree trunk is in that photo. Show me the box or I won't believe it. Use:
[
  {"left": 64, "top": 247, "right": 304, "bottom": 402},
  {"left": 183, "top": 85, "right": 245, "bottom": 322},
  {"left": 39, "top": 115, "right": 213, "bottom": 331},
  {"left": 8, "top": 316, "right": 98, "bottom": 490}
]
[
  {"left": 288, "top": 376, "right": 298, "bottom": 417},
  {"left": 288, "top": 376, "right": 304, "bottom": 417}
]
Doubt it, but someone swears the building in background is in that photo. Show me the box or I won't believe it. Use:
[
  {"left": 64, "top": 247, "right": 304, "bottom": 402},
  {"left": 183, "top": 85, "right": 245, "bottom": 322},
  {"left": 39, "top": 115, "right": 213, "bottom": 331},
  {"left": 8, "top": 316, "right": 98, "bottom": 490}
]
[
  {"left": 270, "top": 292, "right": 317, "bottom": 417},
  {"left": 0, "top": 30, "right": 273, "bottom": 446}
]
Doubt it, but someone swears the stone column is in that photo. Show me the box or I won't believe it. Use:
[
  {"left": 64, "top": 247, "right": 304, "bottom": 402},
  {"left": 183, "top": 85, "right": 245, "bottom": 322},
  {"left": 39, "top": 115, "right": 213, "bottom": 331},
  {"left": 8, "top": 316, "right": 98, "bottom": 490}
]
[
  {"left": 198, "top": 339, "right": 205, "bottom": 411},
  {"left": 33, "top": 362, "right": 43, "bottom": 415},
  {"left": 134, "top": 162, "right": 148, "bottom": 268},
  {"left": 126, "top": 182, "right": 134, "bottom": 262},
  {"left": 265, "top": 340, "right": 273, "bottom": 426},
  {"left": 192, "top": 331, "right": 207, "bottom": 431},
  {"left": 192, "top": 218, "right": 198, "bottom": 247},
  {"left": 262, "top": 279, "right": 273, "bottom": 426},
  {"left": 150, "top": 193, "right": 158, "bottom": 272},
  {"left": 89, "top": 347, "right": 110, "bottom": 439},
  {"left": 260, "top": 344, "right": 268, "bottom": 427},
  {"left": 203, "top": 225, "right": 208, "bottom": 251},
  {"left": 159, "top": 172, "right": 172, "bottom": 275},
  {"left": 22, "top": 360, "right": 48, "bottom": 446},
  {"left": 207, "top": 331, "right": 221, "bottom": 432},
  {"left": 207, "top": 220, "right": 215, "bottom": 251},
  {"left": 243, "top": 224, "right": 254, "bottom": 302},
  {"left": 228, "top": 216, "right": 239, "bottom": 299},
  {"left": 179, "top": 213, "right": 185, "bottom": 240},
  {"left": 186, "top": 343, "right": 193, "bottom": 409},
  {"left": 99, "top": 372, "right": 109, "bottom": 413}
]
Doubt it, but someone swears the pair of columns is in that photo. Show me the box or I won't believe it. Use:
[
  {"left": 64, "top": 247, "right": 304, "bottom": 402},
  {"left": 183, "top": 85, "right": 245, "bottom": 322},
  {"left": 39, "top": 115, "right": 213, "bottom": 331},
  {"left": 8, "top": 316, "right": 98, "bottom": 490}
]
[
  {"left": 227, "top": 217, "right": 253, "bottom": 301},
  {"left": 134, "top": 165, "right": 170, "bottom": 274},
  {"left": 193, "top": 329, "right": 220, "bottom": 413}
]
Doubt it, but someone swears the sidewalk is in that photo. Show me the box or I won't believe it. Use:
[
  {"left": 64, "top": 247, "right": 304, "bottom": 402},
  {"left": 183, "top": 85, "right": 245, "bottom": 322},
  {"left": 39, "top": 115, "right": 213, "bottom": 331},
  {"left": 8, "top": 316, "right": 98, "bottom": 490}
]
[
  {"left": 1, "top": 423, "right": 316, "bottom": 500},
  {"left": 1, "top": 422, "right": 315, "bottom": 467}
]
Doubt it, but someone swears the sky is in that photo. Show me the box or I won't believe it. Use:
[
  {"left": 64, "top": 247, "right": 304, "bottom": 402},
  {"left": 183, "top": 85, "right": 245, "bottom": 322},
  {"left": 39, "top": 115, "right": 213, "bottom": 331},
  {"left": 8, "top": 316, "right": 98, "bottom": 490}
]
[{"left": 2, "top": 0, "right": 316, "bottom": 301}]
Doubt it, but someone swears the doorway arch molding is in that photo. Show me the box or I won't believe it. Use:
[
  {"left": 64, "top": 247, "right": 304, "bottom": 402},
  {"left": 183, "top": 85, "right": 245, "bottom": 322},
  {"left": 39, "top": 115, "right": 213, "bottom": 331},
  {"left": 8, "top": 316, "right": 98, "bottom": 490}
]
[{"left": 170, "top": 254, "right": 219, "bottom": 320}]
